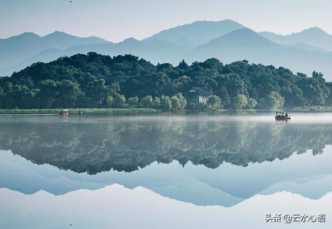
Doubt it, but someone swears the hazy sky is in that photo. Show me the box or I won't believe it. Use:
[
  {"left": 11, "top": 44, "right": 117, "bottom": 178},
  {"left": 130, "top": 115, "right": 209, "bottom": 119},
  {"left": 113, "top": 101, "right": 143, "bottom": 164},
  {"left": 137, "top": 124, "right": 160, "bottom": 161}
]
[{"left": 0, "top": 0, "right": 331, "bottom": 41}]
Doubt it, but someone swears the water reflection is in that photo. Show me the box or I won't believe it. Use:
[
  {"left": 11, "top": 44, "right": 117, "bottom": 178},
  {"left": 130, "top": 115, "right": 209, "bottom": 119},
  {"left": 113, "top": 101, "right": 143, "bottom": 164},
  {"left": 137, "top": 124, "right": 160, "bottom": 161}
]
[
  {"left": 0, "top": 115, "right": 332, "bottom": 207},
  {"left": 0, "top": 115, "right": 329, "bottom": 173}
]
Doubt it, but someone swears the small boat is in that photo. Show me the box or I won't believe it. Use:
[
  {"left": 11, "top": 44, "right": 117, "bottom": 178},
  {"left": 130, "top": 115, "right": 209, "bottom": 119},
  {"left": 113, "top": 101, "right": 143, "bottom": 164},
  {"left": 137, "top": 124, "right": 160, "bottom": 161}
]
[{"left": 275, "top": 112, "right": 291, "bottom": 121}]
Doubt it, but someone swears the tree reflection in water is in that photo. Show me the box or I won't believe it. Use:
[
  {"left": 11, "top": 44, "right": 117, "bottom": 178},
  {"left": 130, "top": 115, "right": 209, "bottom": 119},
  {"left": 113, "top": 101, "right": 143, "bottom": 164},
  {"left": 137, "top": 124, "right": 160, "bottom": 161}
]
[{"left": 0, "top": 116, "right": 329, "bottom": 174}]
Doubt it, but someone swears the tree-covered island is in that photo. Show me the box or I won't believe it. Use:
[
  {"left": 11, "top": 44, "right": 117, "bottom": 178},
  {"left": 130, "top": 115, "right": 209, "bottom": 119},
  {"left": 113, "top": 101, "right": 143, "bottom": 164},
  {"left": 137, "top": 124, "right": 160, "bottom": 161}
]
[{"left": 0, "top": 52, "right": 331, "bottom": 112}]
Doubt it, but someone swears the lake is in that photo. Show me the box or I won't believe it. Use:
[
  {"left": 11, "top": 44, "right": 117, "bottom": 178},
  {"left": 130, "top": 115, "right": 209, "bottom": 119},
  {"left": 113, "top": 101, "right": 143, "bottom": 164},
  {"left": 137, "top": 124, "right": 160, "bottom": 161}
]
[{"left": 0, "top": 113, "right": 331, "bottom": 228}]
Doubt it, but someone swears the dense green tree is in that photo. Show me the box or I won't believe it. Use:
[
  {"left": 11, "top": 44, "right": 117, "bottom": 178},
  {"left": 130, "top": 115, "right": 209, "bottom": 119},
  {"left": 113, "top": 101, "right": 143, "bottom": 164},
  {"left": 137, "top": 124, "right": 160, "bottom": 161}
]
[
  {"left": 0, "top": 53, "right": 330, "bottom": 109},
  {"left": 170, "top": 93, "right": 187, "bottom": 112},
  {"left": 84, "top": 78, "right": 109, "bottom": 107},
  {"left": 112, "top": 94, "right": 126, "bottom": 108},
  {"left": 56, "top": 80, "right": 82, "bottom": 108},
  {"left": 248, "top": 98, "right": 258, "bottom": 109},
  {"left": 207, "top": 95, "right": 222, "bottom": 111},
  {"left": 37, "top": 80, "right": 58, "bottom": 108},
  {"left": 263, "top": 91, "right": 285, "bottom": 110},
  {"left": 140, "top": 96, "right": 154, "bottom": 108},
  {"left": 10, "top": 85, "right": 38, "bottom": 108},
  {"left": 128, "top": 97, "right": 139, "bottom": 107},
  {"left": 0, "top": 86, "right": 4, "bottom": 107},
  {"left": 153, "top": 97, "right": 161, "bottom": 109},
  {"left": 106, "top": 96, "right": 114, "bottom": 108},
  {"left": 233, "top": 94, "right": 248, "bottom": 110},
  {"left": 160, "top": 96, "right": 172, "bottom": 111},
  {"left": 171, "top": 96, "right": 182, "bottom": 112},
  {"left": 216, "top": 86, "right": 231, "bottom": 108}
]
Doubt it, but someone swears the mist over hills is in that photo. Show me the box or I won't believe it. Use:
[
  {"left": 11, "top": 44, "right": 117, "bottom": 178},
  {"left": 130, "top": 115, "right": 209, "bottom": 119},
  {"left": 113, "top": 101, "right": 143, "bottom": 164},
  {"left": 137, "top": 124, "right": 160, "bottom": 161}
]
[
  {"left": 192, "top": 28, "right": 278, "bottom": 62},
  {"left": 0, "top": 31, "right": 109, "bottom": 76},
  {"left": 1, "top": 19, "right": 332, "bottom": 80},
  {"left": 145, "top": 19, "right": 244, "bottom": 49},
  {"left": 192, "top": 28, "right": 332, "bottom": 78},
  {"left": 260, "top": 27, "right": 332, "bottom": 52}
]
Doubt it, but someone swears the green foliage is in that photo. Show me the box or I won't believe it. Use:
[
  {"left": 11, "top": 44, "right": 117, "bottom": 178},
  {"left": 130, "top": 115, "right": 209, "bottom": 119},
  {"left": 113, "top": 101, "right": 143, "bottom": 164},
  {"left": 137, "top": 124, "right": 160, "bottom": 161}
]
[
  {"left": 233, "top": 94, "right": 248, "bottom": 110},
  {"left": 207, "top": 95, "right": 222, "bottom": 111},
  {"left": 85, "top": 78, "right": 109, "bottom": 107},
  {"left": 0, "top": 53, "right": 330, "bottom": 110},
  {"left": 0, "top": 108, "right": 158, "bottom": 115},
  {"left": 153, "top": 97, "right": 161, "bottom": 109},
  {"left": 160, "top": 96, "right": 172, "bottom": 111},
  {"left": 171, "top": 94, "right": 187, "bottom": 112},
  {"left": 248, "top": 98, "right": 258, "bottom": 109},
  {"left": 128, "top": 97, "right": 139, "bottom": 107},
  {"left": 264, "top": 91, "right": 285, "bottom": 110},
  {"left": 216, "top": 87, "right": 231, "bottom": 108},
  {"left": 112, "top": 94, "right": 126, "bottom": 108},
  {"left": 56, "top": 80, "right": 82, "bottom": 108},
  {"left": 106, "top": 96, "right": 113, "bottom": 108},
  {"left": 140, "top": 96, "right": 154, "bottom": 108}
]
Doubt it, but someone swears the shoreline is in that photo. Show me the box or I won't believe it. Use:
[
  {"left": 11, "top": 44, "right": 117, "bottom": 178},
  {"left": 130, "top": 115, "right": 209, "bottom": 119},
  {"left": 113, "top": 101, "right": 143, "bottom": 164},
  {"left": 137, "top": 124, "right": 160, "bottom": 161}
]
[
  {"left": 1, "top": 106, "right": 332, "bottom": 116},
  {"left": 0, "top": 108, "right": 159, "bottom": 116}
]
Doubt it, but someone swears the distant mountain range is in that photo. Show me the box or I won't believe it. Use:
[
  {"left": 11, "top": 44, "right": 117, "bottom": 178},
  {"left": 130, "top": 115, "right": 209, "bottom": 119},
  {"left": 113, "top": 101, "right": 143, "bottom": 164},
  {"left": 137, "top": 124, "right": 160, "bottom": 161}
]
[
  {"left": 260, "top": 27, "right": 332, "bottom": 52},
  {"left": 2, "top": 19, "right": 332, "bottom": 80},
  {"left": 0, "top": 31, "right": 108, "bottom": 76}
]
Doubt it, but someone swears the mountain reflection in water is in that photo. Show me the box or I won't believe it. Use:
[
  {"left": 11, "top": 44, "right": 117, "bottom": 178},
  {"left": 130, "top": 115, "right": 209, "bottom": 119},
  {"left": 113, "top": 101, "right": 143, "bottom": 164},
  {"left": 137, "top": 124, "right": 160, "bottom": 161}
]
[{"left": 0, "top": 115, "right": 332, "bottom": 207}]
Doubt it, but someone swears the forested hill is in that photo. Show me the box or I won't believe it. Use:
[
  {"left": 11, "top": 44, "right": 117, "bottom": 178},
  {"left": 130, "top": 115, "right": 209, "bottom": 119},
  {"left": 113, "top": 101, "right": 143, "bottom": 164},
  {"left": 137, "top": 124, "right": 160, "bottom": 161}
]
[{"left": 0, "top": 52, "right": 330, "bottom": 110}]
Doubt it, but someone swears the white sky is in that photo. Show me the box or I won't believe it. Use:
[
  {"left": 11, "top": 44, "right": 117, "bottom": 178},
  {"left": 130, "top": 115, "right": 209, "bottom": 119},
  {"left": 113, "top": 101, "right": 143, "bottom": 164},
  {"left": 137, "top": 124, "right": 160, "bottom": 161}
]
[{"left": 0, "top": 0, "right": 331, "bottom": 41}]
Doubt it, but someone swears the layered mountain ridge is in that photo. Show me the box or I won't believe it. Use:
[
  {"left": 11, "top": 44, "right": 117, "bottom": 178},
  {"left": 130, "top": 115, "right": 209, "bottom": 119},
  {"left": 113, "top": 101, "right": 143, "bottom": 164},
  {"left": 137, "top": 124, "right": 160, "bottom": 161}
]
[{"left": 2, "top": 20, "right": 332, "bottom": 80}]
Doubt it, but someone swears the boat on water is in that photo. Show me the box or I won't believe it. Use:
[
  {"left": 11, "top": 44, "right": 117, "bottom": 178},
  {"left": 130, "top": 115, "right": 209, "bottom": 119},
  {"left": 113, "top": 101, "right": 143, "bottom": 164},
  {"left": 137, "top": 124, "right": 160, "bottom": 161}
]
[{"left": 275, "top": 112, "right": 291, "bottom": 121}]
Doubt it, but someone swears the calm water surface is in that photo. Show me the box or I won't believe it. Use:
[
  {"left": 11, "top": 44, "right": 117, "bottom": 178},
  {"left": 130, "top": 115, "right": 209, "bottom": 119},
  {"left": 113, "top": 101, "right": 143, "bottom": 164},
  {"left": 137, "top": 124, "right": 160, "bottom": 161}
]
[{"left": 0, "top": 113, "right": 331, "bottom": 228}]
